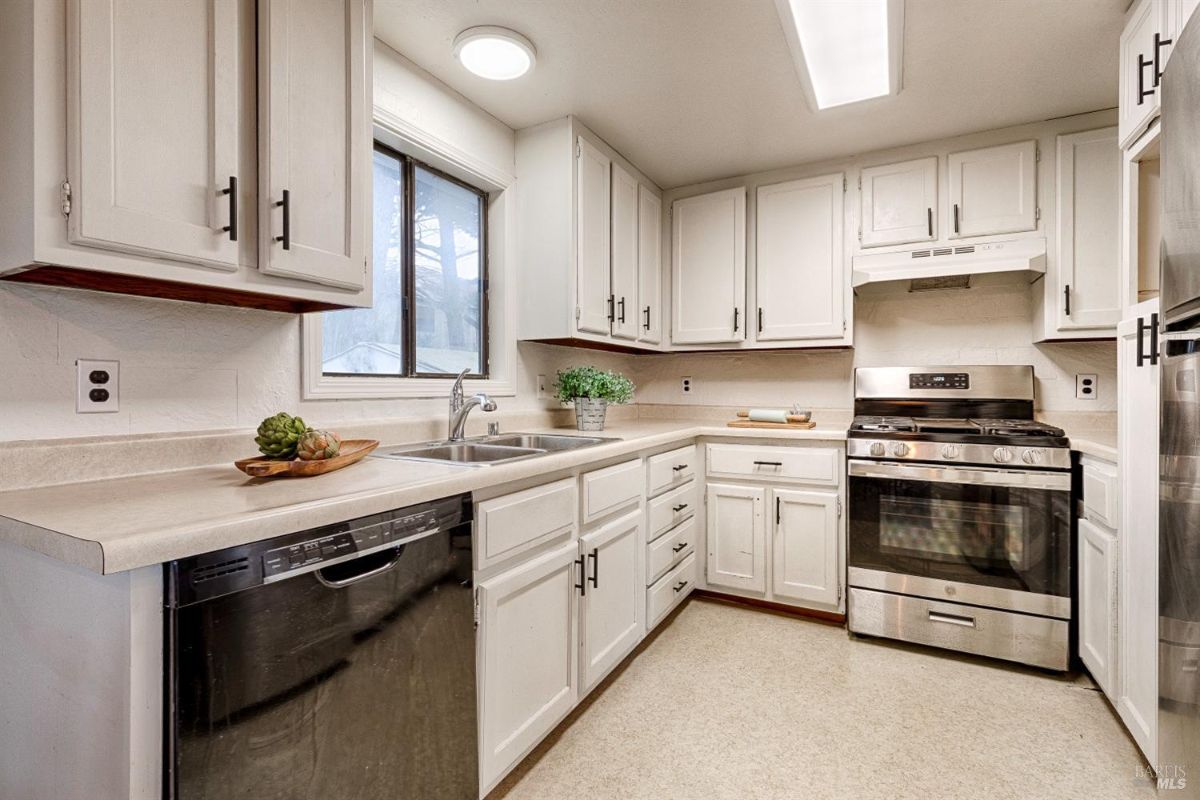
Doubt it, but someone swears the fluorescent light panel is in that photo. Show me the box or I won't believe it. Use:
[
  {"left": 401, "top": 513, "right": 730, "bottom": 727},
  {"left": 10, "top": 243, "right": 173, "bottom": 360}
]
[{"left": 786, "top": 0, "right": 894, "bottom": 109}]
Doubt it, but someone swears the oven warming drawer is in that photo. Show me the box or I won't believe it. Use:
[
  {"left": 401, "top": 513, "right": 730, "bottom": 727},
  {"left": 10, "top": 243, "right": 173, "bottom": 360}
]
[{"left": 848, "top": 587, "right": 1069, "bottom": 671}]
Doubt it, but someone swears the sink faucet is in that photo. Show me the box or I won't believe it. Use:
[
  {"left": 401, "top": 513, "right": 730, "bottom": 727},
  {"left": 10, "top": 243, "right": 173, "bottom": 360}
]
[{"left": 448, "top": 368, "right": 497, "bottom": 441}]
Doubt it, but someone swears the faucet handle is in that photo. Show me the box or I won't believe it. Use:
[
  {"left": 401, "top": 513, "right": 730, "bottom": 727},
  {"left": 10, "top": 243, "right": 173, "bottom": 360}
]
[{"left": 487, "top": 421, "right": 500, "bottom": 436}]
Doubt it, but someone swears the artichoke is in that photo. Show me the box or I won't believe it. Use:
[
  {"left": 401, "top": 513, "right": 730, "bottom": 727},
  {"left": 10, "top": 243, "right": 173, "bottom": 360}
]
[
  {"left": 296, "top": 429, "right": 342, "bottom": 461},
  {"left": 255, "top": 412, "right": 308, "bottom": 458}
]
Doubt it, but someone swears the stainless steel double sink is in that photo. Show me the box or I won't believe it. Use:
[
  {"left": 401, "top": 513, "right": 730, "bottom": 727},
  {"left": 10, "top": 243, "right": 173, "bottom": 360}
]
[{"left": 373, "top": 433, "right": 615, "bottom": 466}]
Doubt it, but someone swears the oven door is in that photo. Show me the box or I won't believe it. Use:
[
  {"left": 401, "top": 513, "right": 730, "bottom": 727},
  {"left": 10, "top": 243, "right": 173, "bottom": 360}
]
[{"left": 847, "top": 460, "right": 1071, "bottom": 616}]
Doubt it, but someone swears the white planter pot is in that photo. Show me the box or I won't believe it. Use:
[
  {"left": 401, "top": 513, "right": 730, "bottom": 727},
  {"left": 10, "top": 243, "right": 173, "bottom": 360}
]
[{"left": 573, "top": 398, "right": 608, "bottom": 431}]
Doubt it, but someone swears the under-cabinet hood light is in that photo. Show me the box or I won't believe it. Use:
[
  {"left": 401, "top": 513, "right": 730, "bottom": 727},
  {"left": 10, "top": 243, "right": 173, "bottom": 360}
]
[
  {"left": 775, "top": 0, "right": 904, "bottom": 110},
  {"left": 453, "top": 26, "right": 536, "bottom": 81}
]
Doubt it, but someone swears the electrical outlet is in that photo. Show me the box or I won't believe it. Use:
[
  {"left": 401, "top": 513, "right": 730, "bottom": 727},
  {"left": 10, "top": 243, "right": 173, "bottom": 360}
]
[
  {"left": 536, "top": 374, "right": 548, "bottom": 400},
  {"left": 681, "top": 376, "right": 693, "bottom": 395},
  {"left": 1076, "top": 374, "right": 1097, "bottom": 400},
  {"left": 77, "top": 359, "right": 119, "bottom": 413}
]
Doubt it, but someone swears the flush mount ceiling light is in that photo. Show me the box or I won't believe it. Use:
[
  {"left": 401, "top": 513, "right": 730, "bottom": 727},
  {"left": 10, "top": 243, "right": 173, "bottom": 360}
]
[
  {"left": 775, "top": 0, "right": 904, "bottom": 110},
  {"left": 453, "top": 26, "right": 536, "bottom": 80}
]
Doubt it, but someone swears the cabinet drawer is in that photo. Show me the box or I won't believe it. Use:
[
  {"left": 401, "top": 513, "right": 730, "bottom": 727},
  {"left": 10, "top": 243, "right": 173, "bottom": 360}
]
[
  {"left": 647, "top": 516, "right": 696, "bottom": 585},
  {"left": 1081, "top": 461, "right": 1118, "bottom": 528},
  {"left": 647, "top": 445, "right": 697, "bottom": 497},
  {"left": 706, "top": 444, "right": 839, "bottom": 485},
  {"left": 582, "top": 459, "right": 645, "bottom": 524},
  {"left": 647, "top": 552, "right": 697, "bottom": 629},
  {"left": 476, "top": 478, "right": 577, "bottom": 570},
  {"left": 646, "top": 481, "right": 697, "bottom": 542}
]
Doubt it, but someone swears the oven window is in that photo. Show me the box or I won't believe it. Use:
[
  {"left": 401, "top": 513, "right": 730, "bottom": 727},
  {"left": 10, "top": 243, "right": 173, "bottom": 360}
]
[{"left": 849, "top": 475, "right": 1070, "bottom": 597}]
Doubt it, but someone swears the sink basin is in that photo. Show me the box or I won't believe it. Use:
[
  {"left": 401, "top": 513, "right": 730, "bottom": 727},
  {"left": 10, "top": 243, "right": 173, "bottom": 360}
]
[
  {"left": 375, "top": 442, "right": 542, "bottom": 465},
  {"left": 482, "top": 433, "right": 610, "bottom": 451}
]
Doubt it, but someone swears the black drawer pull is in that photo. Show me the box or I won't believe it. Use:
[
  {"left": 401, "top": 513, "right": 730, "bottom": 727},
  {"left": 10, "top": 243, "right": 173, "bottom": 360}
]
[
  {"left": 1137, "top": 53, "right": 1154, "bottom": 104},
  {"left": 588, "top": 549, "right": 599, "bottom": 589},
  {"left": 274, "top": 189, "right": 291, "bottom": 250},
  {"left": 1154, "top": 33, "right": 1172, "bottom": 84},
  {"left": 219, "top": 175, "right": 237, "bottom": 242},
  {"left": 753, "top": 460, "right": 783, "bottom": 467},
  {"left": 574, "top": 556, "right": 586, "bottom": 596},
  {"left": 926, "top": 206, "right": 932, "bottom": 237},
  {"left": 673, "top": 580, "right": 689, "bottom": 593},
  {"left": 672, "top": 542, "right": 687, "bottom": 553},
  {"left": 1063, "top": 283, "right": 1071, "bottom": 317},
  {"left": 618, "top": 296, "right": 626, "bottom": 324},
  {"left": 671, "top": 464, "right": 688, "bottom": 472},
  {"left": 953, "top": 203, "right": 960, "bottom": 234},
  {"left": 672, "top": 503, "right": 689, "bottom": 513},
  {"left": 644, "top": 305, "right": 651, "bottom": 330}
]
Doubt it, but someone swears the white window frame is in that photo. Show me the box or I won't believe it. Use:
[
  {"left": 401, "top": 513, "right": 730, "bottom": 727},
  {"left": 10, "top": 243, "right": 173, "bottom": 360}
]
[{"left": 302, "top": 111, "right": 517, "bottom": 400}]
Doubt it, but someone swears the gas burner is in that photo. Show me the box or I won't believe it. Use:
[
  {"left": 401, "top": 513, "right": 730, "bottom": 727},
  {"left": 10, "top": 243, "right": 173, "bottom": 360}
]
[
  {"left": 971, "top": 418, "right": 1066, "bottom": 437},
  {"left": 852, "top": 416, "right": 916, "bottom": 433}
]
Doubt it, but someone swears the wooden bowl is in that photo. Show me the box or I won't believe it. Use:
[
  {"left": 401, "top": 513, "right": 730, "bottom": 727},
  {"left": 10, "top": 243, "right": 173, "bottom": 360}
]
[{"left": 234, "top": 439, "right": 379, "bottom": 478}]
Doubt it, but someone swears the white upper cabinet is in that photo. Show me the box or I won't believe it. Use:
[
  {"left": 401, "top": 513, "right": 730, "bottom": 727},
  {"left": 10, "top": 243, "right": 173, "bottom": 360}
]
[
  {"left": 1120, "top": 0, "right": 1169, "bottom": 148},
  {"left": 1053, "top": 128, "right": 1122, "bottom": 332},
  {"left": 610, "top": 162, "right": 639, "bottom": 341},
  {"left": 576, "top": 137, "right": 613, "bottom": 335},
  {"left": 705, "top": 483, "right": 765, "bottom": 593},
  {"left": 947, "top": 140, "right": 1038, "bottom": 239},
  {"left": 754, "top": 174, "right": 845, "bottom": 342},
  {"left": 258, "top": 0, "right": 369, "bottom": 291},
  {"left": 672, "top": 187, "right": 747, "bottom": 344},
  {"left": 771, "top": 488, "right": 840, "bottom": 608},
  {"left": 69, "top": 0, "right": 242, "bottom": 271},
  {"left": 637, "top": 186, "right": 663, "bottom": 345},
  {"left": 859, "top": 157, "right": 937, "bottom": 248}
]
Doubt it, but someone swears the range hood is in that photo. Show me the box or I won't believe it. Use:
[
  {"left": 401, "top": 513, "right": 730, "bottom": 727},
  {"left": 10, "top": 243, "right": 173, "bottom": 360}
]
[{"left": 851, "top": 238, "right": 1047, "bottom": 288}]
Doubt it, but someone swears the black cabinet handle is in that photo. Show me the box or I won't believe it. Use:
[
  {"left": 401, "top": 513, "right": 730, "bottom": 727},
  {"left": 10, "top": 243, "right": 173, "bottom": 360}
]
[
  {"left": 953, "top": 203, "right": 960, "bottom": 234},
  {"left": 1150, "top": 312, "right": 1159, "bottom": 366},
  {"left": 618, "top": 297, "right": 626, "bottom": 324},
  {"left": 274, "top": 189, "right": 290, "bottom": 250},
  {"left": 1138, "top": 53, "right": 1155, "bottom": 104},
  {"left": 644, "top": 305, "right": 651, "bottom": 330},
  {"left": 671, "top": 463, "right": 688, "bottom": 472},
  {"left": 1154, "top": 33, "right": 1173, "bottom": 85},
  {"left": 220, "top": 176, "right": 238, "bottom": 242},
  {"left": 733, "top": 307, "right": 740, "bottom": 333},
  {"left": 607, "top": 295, "right": 615, "bottom": 322},
  {"left": 673, "top": 580, "right": 689, "bottom": 593},
  {"left": 776, "top": 495, "right": 781, "bottom": 525},
  {"left": 1137, "top": 314, "right": 1160, "bottom": 367},
  {"left": 926, "top": 207, "right": 933, "bottom": 238},
  {"left": 672, "top": 542, "right": 687, "bottom": 553},
  {"left": 1064, "top": 284, "right": 1071, "bottom": 317},
  {"left": 574, "top": 556, "right": 586, "bottom": 596},
  {"left": 753, "top": 460, "right": 783, "bottom": 467},
  {"left": 672, "top": 503, "right": 689, "bottom": 513},
  {"left": 588, "top": 549, "right": 599, "bottom": 589},
  {"left": 757, "top": 307, "right": 764, "bottom": 334}
]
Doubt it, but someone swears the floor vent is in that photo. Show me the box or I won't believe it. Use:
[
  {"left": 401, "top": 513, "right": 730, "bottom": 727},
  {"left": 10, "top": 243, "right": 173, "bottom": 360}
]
[
  {"left": 954, "top": 246, "right": 976, "bottom": 254},
  {"left": 932, "top": 247, "right": 954, "bottom": 257},
  {"left": 192, "top": 557, "right": 250, "bottom": 583},
  {"left": 910, "top": 250, "right": 931, "bottom": 258}
]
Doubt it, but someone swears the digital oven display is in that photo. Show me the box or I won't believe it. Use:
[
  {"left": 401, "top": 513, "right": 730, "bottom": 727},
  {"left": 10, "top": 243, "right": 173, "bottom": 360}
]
[{"left": 909, "top": 372, "right": 969, "bottom": 390}]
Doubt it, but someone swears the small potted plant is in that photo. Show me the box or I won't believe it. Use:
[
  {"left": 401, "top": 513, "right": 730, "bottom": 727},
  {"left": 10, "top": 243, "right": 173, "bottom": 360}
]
[{"left": 554, "top": 366, "right": 635, "bottom": 431}]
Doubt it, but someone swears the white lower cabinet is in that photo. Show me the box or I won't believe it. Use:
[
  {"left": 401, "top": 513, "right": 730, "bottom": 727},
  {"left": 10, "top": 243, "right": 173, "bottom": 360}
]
[
  {"left": 705, "top": 483, "right": 767, "bottom": 593},
  {"left": 579, "top": 509, "right": 645, "bottom": 693},
  {"left": 1077, "top": 517, "right": 1117, "bottom": 696},
  {"left": 477, "top": 540, "right": 579, "bottom": 792},
  {"left": 771, "top": 488, "right": 840, "bottom": 607},
  {"left": 647, "top": 552, "right": 698, "bottom": 628}
]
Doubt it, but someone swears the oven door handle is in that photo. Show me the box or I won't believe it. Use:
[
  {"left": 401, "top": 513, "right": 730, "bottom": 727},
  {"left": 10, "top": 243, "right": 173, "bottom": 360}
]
[{"left": 848, "top": 460, "right": 1070, "bottom": 491}]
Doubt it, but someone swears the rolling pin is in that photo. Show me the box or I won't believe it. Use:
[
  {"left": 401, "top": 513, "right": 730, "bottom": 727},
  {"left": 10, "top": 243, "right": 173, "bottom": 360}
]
[{"left": 737, "top": 409, "right": 812, "bottom": 423}]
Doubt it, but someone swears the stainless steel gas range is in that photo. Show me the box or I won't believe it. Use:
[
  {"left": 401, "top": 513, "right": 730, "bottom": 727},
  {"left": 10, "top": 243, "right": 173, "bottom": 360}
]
[{"left": 845, "top": 365, "right": 1072, "bottom": 670}]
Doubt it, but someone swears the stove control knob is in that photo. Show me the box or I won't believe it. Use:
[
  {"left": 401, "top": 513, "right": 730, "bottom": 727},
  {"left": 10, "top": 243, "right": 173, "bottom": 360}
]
[
  {"left": 868, "top": 442, "right": 886, "bottom": 457},
  {"left": 889, "top": 442, "right": 911, "bottom": 457},
  {"left": 1021, "top": 449, "right": 1044, "bottom": 465},
  {"left": 993, "top": 447, "right": 1014, "bottom": 464},
  {"left": 941, "top": 444, "right": 961, "bottom": 460}
]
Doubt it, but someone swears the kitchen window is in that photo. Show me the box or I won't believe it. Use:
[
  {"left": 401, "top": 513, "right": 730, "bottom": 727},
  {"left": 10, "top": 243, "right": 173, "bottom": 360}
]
[{"left": 321, "top": 143, "right": 489, "bottom": 380}]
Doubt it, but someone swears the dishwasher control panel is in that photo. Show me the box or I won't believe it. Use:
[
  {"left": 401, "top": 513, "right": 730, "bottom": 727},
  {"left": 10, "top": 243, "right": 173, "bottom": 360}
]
[{"left": 261, "top": 508, "right": 443, "bottom": 579}]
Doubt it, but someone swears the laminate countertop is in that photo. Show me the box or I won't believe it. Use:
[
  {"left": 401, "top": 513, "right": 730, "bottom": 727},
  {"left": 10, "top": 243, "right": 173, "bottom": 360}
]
[
  {"left": 0, "top": 419, "right": 847, "bottom": 575},
  {"left": 1066, "top": 430, "right": 1119, "bottom": 463}
]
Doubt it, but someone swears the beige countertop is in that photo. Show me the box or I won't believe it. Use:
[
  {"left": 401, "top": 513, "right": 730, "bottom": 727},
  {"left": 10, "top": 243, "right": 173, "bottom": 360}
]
[
  {"left": 0, "top": 419, "right": 846, "bottom": 575},
  {"left": 1067, "top": 430, "right": 1118, "bottom": 463}
]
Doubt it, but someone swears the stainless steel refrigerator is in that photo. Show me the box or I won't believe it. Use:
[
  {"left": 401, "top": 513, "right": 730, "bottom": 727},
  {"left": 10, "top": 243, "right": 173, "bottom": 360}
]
[{"left": 1159, "top": 11, "right": 1200, "bottom": 795}]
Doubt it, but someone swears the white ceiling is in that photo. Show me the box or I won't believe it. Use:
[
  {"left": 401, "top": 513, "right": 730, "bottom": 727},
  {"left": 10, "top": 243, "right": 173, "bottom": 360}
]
[{"left": 375, "top": 0, "right": 1127, "bottom": 189}]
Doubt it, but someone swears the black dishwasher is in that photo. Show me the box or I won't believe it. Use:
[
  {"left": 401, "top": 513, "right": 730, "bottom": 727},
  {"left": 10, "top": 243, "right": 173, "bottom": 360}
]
[{"left": 164, "top": 494, "right": 476, "bottom": 800}]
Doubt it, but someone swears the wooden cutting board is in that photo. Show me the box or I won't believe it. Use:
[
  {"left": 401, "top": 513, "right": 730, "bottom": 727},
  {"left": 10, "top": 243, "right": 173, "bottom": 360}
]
[
  {"left": 726, "top": 420, "right": 817, "bottom": 430},
  {"left": 234, "top": 439, "right": 379, "bottom": 478}
]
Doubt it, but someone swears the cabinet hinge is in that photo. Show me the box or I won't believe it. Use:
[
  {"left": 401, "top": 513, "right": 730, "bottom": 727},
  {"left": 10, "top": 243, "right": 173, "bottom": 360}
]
[
  {"left": 60, "top": 181, "right": 72, "bottom": 217},
  {"left": 837, "top": 498, "right": 843, "bottom": 518},
  {"left": 838, "top": 583, "right": 843, "bottom": 604},
  {"left": 1035, "top": 147, "right": 1041, "bottom": 162},
  {"left": 857, "top": 226, "right": 862, "bottom": 241},
  {"left": 843, "top": 177, "right": 848, "bottom": 193},
  {"left": 575, "top": 306, "right": 581, "bottom": 321},
  {"left": 1036, "top": 207, "right": 1041, "bottom": 222},
  {"left": 576, "top": 142, "right": 581, "bottom": 158},
  {"left": 473, "top": 588, "right": 480, "bottom": 631},
  {"left": 857, "top": 175, "right": 862, "bottom": 190}
]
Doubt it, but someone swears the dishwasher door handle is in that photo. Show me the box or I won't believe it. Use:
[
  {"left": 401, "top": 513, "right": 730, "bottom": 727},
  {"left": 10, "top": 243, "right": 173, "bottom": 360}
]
[{"left": 315, "top": 548, "right": 403, "bottom": 588}]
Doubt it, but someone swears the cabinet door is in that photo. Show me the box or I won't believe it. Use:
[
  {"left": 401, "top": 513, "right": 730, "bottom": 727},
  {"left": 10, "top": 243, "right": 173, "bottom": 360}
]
[
  {"left": 1119, "top": 0, "right": 1164, "bottom": 148},
  {"left": 1078, "top": 518, "right": 1117, "bottom": 697},
  {"left": 755, "top": 174, "right": 845, "bottom": 342},
  {"left": 672, "top": 188, "right": 747, "bottom": 344},
  {"left": 579, "top": 509, "right": 644, "bottom": 692},
  {"left": 610, "top": 163, "right": 639, "bottom": 341},
  {"left": 947, "top": 141, "right": 1037, "bottom": 238},
  {"left": 859, "top": 157, "right": 937, "bottom": 248},
  {"left": 259, "top": 0, "right": 369, "bottom": 290},
  {"left": 705, "top": 483, "right": 765, "bottom": 593},
  {"left": 1117, "top": 304, "right": 1160, "bottom": 763},
  {"left": 69, "top": 0, "right": 241, "bottom": 270},
  {"left": 1055, "top": 128, "right": 1122, "bottom": 331},
  {"left": 637, "top": 186, "right": 663, "bottom": 345},
  {"left": 576, "top": 137, "right": 612, "bottom": 335},
  {"left": 771, "top": 488, "right": 840, "bottom": 608},
  {"left": 1167, "top": 0, "right": 1200, "bottom": 59},
  {"left": 477, "top": 540, "right": 579, "bottom": 790}
]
